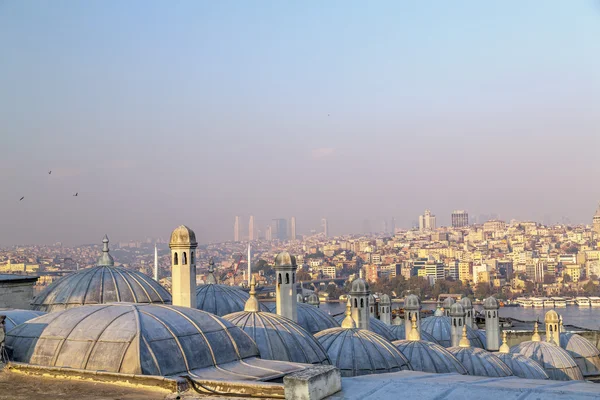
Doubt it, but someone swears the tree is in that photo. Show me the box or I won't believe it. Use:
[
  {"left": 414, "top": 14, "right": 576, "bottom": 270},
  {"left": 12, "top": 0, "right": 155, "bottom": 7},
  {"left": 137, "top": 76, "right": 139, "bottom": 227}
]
[
  {"left": 474, "top": 282, "right": 492, "bottom": 299},
  {"left": 296, "top": 270, "right": 312, "bottom": 282},
  {"left": 583, "top": 281, "right": 598, "bottom": 296},
  {"left": 543, "top": 274, "right": 555, "bottom": 284}
]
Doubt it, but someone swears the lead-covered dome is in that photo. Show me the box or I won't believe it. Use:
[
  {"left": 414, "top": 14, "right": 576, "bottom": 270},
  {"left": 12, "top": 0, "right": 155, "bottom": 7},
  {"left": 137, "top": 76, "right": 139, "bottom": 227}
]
[
  {"left": 333, "top": 314, "right": 394, "bottom": 341},
  {"left": 393, "top": 340, "right": 467, "bottom": 375},
  {"left": 315, "top": 327, "right": 412, "bottom": 377},
  {"left": 6, "top": 304, "right": 289, "bottom": 379},
  {"left": 350, "top": 278, "right": 368, "bottom": 293},
  {"left": 267, "top": 302, "right": 339, "bottom": 334},
  {"left": 274, "top": 251, "right": 296, "bottom": 267},
  {"left": 169, "top": 225, "right": 197, "bottom": 246},
  {"left": 510, "top": 341, "right": 584, "bottom": 381},
  {"left": 420, "top": 316, "right": 484, "bottom": 348},
  {"left": 558, "top": 332, "right": 600, "bottom": 377},
  {"left": 388, "top": 324, "right": 439, "bottom": 344},
  {"left": 448, "top": 346, "right": 512, "bottom": 377},
  {"left": 0, "top": 308, "right": 46, "bottom": 331},
  {"left": 495, "top": 352, "right": 549, "bottom": 380},
  {"left": 404, "top": 294, "right": 420, "bottom": 310},
  {"left": 196, "top": 284, "right": 270, "bottom": 316}
]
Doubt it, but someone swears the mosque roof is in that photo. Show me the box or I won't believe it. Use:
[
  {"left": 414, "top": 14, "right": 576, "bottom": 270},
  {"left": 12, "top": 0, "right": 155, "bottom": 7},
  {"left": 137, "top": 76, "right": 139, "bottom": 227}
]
[
  {"left": 510, "top": 341, "right": 584, "bottom": 381},
  {"left": 388, "top": 324, "right": 439, "bottom": 344},
  {"left": 558, "top": 333, "right": 600, "bottom": 377},
  {"left": 404, "top": 294, "right": 420, "bottom": 309},
  {"left": 448, "top": 347, "right": 513, "bottom": 377},
  {"left": 350, "top": 278, "right": 368, "bottom": 293},
  {"left": 333, "top": 314, "right": 394, "bottom": 341},
  {"left": 0, "top": 308, "right": 46, "bottom": 331},
  {"left": 315, "top": 327, "right": 412, "bottom": 377},
  {"left": 6, "top": 303, "right": 303, "bottom": 380},
  {"left": 495, "top": 352, "right": 549, "bottom": 380},
  {"left": 196, "top": 283, "right": 270, "bottom": 316},
  {"left": 169, "top": 225, "right": 197, "bottom": 247},
  {"left": 266, "top": 302, "right": 339, "bottom": 334},
  {"left": 420, "top": 316, "right": 484, "bottom": 348},
  {"left": 393, "top": 340, "right": 468, "bottom": 375}
]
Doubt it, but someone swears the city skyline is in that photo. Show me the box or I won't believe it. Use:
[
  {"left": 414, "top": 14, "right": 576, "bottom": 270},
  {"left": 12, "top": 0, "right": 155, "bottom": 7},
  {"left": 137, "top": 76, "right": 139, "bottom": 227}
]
[{"left": 1, "top": 1, "right": 599, "bottom": 245}]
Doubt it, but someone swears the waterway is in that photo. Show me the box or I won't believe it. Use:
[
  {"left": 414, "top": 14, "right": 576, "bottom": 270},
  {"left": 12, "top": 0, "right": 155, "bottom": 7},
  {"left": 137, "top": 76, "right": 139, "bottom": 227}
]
[{"left": 318, "top": 302, "right": 600, "bottom": 331}]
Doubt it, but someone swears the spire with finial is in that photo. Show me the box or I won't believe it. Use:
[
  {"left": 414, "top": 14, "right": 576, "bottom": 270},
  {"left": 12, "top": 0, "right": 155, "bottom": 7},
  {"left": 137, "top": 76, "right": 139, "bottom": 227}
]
[
  {"left": 244, "top": 276, "right": 260, "bottom": 312},
  {"left": 559, "top": 316, "right": 564, "bottom": 333},
  {"left": 499, "top": 331, "right": 510, "bottom": 353},
  {"left": 434, "top": 300, "right": 444, "bottom": 316},
  {"left": 206, "top": 258, "right": 217, "bottom": 284},
  {"left": 531, "top": 321, "right": 541, "bottom": 342},
  {"left": 459, "top": 324, "right": 470, "bottom": 347},
  {"left": 341, "top": 298, "right": 356, "bottom": 328},
  {"left": 97, "top": 235, "right": 114, "bottom": 266},
  {"left": 408, "top": 314, "right": 421, "bottom": 341}
]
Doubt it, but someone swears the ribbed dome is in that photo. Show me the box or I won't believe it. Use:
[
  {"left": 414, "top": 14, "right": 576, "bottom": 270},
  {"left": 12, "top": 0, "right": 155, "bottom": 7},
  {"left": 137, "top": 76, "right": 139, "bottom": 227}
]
[
  {"left": 31, "top": 266, "right": 171, "bottom": 313},
  {"left": 315, "top": 327, "right": 412, "bottom": 377},
  {"left": 274, "top": 251, "right": 296, "bottom": 267},
  {"left": 443, "top": 297, "right": 455, "bottom": 309},
  {"left": 6, "top": 304, "right": 263, "bottom": 377},
  {"left": 449, "top": 302, "right": 465, "bottom": 316},
  {"left": 196, "top": 284, "right": 270, "bottom": 316},
  {"left": 510, "top": 341, "right": 584, "bottom": 381},
  {"left": 380, "top": 294, "right": 391, "bottom": 305},
  {"left": 350, "top": 278, "right": 368, "bottom": 293},
  {"left": 495, "top": 352, "right": 549, "bottom": 379},
  {"left": 558, "top": 333, "right": 600, "bottom": 377},
  {"left": 223, "top": 311, "right": 330, "bottom": 365},
  {"left": 545, "top": 309, "right": 560, "bottom": 323},
  {"left": 404, "top": 294, "right": 420, "bottom": 309},
  {"left": 388, "top": 325, "right": 439, "bottom": 344},
  {"left": 393, "top": 340, "right": 468, "bottom": 375},
  {"left": 0, "top": 308, "right": 46, "bottom": 331},
  {"left": 483, "top": 296, "right": 499, "bottom": 309},
  {"left": 169, "top": 225, "right": 197, "bottom": 247},
  {"left": 307, "top": 293, "right": 320, "bottom": 306},
  {"left": 420, "top": 316, "right": 484, "bottom": 348},
  {"left": 459, "top": 297, "right": 473, "bottom": 308},
  {"left": 334, "top": 314, "right": 394, "bottom": 341},
  {"left": 448, "top": 347, "right": 513, "bottom": 377},
  {"left": 267, "top": 302, "right": 339, "bottom": 334}
]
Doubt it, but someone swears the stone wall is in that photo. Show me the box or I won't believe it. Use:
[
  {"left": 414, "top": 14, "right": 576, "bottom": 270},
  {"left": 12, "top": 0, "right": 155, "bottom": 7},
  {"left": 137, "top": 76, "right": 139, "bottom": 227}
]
[{"left": 0, "top": 281, "right": 35, "bottom": 309}]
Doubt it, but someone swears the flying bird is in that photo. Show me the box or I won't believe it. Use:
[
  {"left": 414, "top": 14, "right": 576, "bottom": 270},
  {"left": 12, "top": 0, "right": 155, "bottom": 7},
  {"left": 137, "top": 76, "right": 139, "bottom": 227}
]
[
  {"left": 48, "top": 171, "right": 51, "bottom": 175},
  {"left": 73, "top": 193, "right": 78, "bottom": 197},
  {"left": 19, "top": 196, "right": 24, "bottom": 201}
]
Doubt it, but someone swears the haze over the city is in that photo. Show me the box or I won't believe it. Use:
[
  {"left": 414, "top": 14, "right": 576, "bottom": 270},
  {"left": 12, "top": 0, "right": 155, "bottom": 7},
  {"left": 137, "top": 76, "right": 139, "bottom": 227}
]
[{"left": 1, "top": 1, "right": 599, "bottom": 245}]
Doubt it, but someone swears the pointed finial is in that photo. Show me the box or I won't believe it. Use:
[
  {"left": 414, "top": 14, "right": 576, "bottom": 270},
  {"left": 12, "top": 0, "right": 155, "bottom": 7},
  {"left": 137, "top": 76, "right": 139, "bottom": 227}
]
[
  {"left": 459, "top": 324, "right": 470, "bottom": 347},
  {"left": 532, "top": 321, "right": 541, "bottom": 342},
  {"left": 499, "top": 331, "right": 510, "bottom": 353},
  {"left": 206, "top": 258, "right": 217, "bottom": 284},
  {"left": 559, "top": 316, "right": 564, "bottom": 333},
  {"left": 97, "top": 235, "right": 114, "bottom": 266},
  {"left": 244, "top": 276, "right": 260, "bottom": 312},
  {"left": 341, "top": 298, "right": 356, "bottom": 328},
  {"left": 408, "top": 313, "right": 420, "bottom": 341},
  {"left": 434, "top": 301, "right": 444, "bottom": 316}
]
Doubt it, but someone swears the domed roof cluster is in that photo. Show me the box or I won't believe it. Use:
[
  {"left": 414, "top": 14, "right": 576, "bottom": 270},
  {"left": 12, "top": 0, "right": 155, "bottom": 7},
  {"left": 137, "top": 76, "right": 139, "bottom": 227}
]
[
  {"left": 333, "top": 314, "right": 394, "bottom": 341},
  {"left": 6, "top": 304, "right": 275, "bottom": 378},
  {"left": 448, "top": 327, "right": 512, "bottom": 377},
  {"left": 267, "top": 302, "right": 339, "bottom": 334},
  {"left": 169, "top": 225, "right": 197, "bottom": 246},
  {"left": 31, "top": 237, "right": 171, "bottom": 313},
  {"left": 0, "top": 308, "right": 46, "bottom": 331},
  {"left": 420, "top": 315, "right": 484, "bottom": 348},
  {"left": 496, "top": 332, "right": 548, "bottom": 380},
  {"left": 388, "top": 324, "right": 439, "bottom": 343},
  {"left": 558, "top": 332, "right": 600, "bottom": 377}
]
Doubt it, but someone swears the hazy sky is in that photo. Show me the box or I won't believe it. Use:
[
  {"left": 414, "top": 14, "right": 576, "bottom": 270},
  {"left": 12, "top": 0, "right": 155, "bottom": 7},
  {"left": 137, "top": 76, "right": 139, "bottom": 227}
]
[{"left": 1, "top": 1, "right": 599, "bottom": 245}]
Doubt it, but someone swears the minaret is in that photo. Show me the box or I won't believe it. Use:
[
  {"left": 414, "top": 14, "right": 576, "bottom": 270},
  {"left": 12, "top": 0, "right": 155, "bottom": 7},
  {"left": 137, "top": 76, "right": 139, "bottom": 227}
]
[
  {"left": 443, "top": 297, "right": 455, "bottom": 317},
  {"left": 449, "top": 302, "right": 466, "bottom": 347},
  {"left": 379, "top": 294, "right": 391, "bottom": 325},
  {"left": 247, "top": 244, "right": 252, "bottom": 287},
  {"left": 483, "top": 296, "right": 500, "bottom": 351},
  {"left": 545, "top": 310, "right": 560, "bottom": 346},
  {"left": 169, "top": 225, "right": 198, "bottom": 308},
  {"left": 404, "top": 294, "right": 421, "bottom": 339},
  {"left": 274, "top": 251, "right": 298, "bottom": 322},
  {"left": 350, "top": 275, "right": 370, "bottom": 330},
  {"left": 154, "top": 244, "right": 158, "bottom": 281},
  {"left": 459, "top": 297, "right": 475, "bottom": 329}
]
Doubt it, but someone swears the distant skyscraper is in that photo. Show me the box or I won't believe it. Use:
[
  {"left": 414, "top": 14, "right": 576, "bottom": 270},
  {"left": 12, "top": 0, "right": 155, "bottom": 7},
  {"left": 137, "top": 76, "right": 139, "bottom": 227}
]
[
  {"left": 248, "top": 215, "right": 255, "bottom": 241},
  {"left": 593, "top": 203, "right": 600, "bottom": 236},
  {"left": 418, "top": 210, "right": 436, "bottom": 232},
  {"left": 265, "top": 225, "right": 272, "bottom": 241},
  {"left": 451, "top": 210, "right": 469, "bottom": 228},
  {"left": 321, "top": 218, "right": 329, "bottom": 237},
  {"left": 271, "top": 218, "right": 288, "bottom": 241},
  {"left": 234, "top": 216, "right": 240, "bottom": 242},
  {"left": 290, "top": 216, "right": 297, "bottom": 240},
  {"left": 390, "top": 217, "right": 396, "bottom": 235}
]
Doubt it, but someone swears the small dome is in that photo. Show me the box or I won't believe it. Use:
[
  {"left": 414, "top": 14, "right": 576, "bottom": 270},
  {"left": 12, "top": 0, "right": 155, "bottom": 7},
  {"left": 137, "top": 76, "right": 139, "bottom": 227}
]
[
  {"left": 224, "top": 311, "right": 330, "bottom": 365},
  {"left": 307, "top": 293, "right": 320, "bottom": 306},
  {"left": 393, "top": 340, "right": 468, "bottom": 375},
  {"left": 297, "top": 293, "right": 305, "bottom": 303},
  {"left": 7, "top": 304, "right": 260, "bottom": 377},
  {"left": 266, "top": 302, "right": 339, "bottom": 334},
  {"left": 380, "top": 294, "right": 391, "bottom": 305},
  {"left": 559, "top": 333, "right": 600, "bottom": 377},
  {"left": 350, "top": 278, "right": 369, "bottom": 293},
  {"left": 315, "top": 328, "right": 412, "bottom": 377},
  {"left": 274, "top": 251, "right": 296, "bottom": 268},
  {"left": 448, "top": 347, "right": 513, "bottom": 377},
  {"left": 0, "top": 308, "right": 46, "bottom": 331},
  {"left": 333, "top": 314, "right": 394, "bottom": 341},
  {"left": 169, "top": 225, "right": 197, "bottom": 247},
  {"left": 495, "top": 352, "right": 549, "bottom": 380},
  {"left": 388, "top": 325, "right": 439, "bottom": 344},
  {"left": 483, "top": 296, "right": 499, "bottom": 309},
  {"left": 31, "top": 265, "right": 171, "bottom": 313},
  {"left": 449, "top": 302, "right": 465, "bottom": 316},
  {"left": 510, "top": 341, "right": 584, "bottom": 381},
  {"left": 459, "top": 297, "right": 473, "bottom": 308},
  {"left": 404, "top": 294, "right": 420, "bottom": 310},
  {"left": 196, "top": 284, "right": 270, "bottom": 316},
  {"left": 420, "top": 316, "right": 484, "bottom": 349},
  {"left": 442, "top": 297, "right": 455, "bottom": 309},
  {"left": 545, "top": 309, "right": 560, "bottom": 323}
]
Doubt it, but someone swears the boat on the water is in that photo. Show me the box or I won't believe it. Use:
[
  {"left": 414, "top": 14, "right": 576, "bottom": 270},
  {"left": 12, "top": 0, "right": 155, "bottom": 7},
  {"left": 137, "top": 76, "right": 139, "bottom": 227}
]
[
  {"left": 589, "top": 296, "right": 600, "bottom": 307},
  {"left": 576, "top": 296, "right": 591, "bottom": 307},
  {"left": 532, "top": 297, "right": 545, "bottom": 308},
  {"left": 551, "top": 297, "right": 566, "bottom": 308},
  {"left": 516, "top": 297, "right": 533, "bottom": 307}
]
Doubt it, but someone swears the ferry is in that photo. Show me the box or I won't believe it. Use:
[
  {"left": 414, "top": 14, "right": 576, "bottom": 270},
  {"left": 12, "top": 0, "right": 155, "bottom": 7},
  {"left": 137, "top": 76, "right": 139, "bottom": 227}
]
[
  {"left": 551, "top": 297, "right": 566, "bottom": 308},
  {"left": 576, "top": 297, "right": 590, "bottom": 307},
  {"left": 531, "top": 297, "right": 545, "bottom": 308},
  {"left": 516, "top": 297, "right": 533, "bottom": 307},
  {"left": 589, "top": 297, "right": 600, "bottom": 307}
]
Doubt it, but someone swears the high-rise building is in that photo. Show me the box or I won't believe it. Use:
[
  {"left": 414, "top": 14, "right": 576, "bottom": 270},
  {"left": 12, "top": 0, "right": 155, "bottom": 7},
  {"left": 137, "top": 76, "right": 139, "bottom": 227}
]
[
  {"left": 321, "top": 218, "right": 329, "bottom": 237},
  {"left": 593, "top": 203, "right": 600, "bottom": 236},
  {"left": 265, "top": 226, "right": 272, "bottom": 241},
  {"left": 451, "top": 210, "right": 469, "bottom": 228},
  {"left": 248, "top": 215, "right": 255, "bottom": 241},
  {"left": 290, "top": 216, "right": 297, "bottom": 240},
  {"left": 271, "top": 218, "right": 288, "bottom": 241},
  {"left": 234, "top": 216, "right": 240, "bottom": 242},
  {"left": 390, "top": 217, "right": 396, "bottom": 235},
  {"left": 418, "top": 210, "right": 436, "bottom": 232}
]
